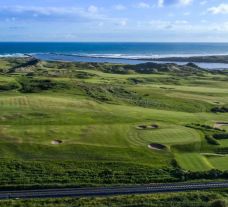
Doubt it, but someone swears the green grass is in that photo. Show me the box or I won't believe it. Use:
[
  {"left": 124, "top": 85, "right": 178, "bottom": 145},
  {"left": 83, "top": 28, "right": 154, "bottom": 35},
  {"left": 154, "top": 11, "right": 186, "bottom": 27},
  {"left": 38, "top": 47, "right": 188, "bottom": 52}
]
[
  {"left": 0, "top": 58, "right": 228, "bottom": 188},
  {"left": 175, "top": 153, "right": 214, "bottom": 171},
  {"left": 136, "top": 125, "right": 201, "bottom": 146},
  {"left": 208, "top": 156, "right": 228, "bottom": 171},
  {"left": 222, "top": 126, "right": 228, "bottom": 131},
  {"left": 219, "top": 140, "right": 228, "bottom": 147}
]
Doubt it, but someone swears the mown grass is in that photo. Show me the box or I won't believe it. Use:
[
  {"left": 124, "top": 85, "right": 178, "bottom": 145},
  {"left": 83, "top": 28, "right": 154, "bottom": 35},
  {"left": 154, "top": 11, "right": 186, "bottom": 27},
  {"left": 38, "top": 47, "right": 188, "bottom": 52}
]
[
  {"left": 208, "top": 156, "right": 228, "bottom": 171},
  {"left": 175, "top": 153, "right": 214, "bottom": 171}
]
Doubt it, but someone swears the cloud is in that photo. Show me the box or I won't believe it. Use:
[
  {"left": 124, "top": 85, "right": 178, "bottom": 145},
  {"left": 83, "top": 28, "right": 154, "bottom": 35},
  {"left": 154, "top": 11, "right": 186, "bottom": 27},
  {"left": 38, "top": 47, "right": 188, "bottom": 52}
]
[
  {"left": 0, "top": 5, "right": 105, "bottom": 22},
  {"left": 137, "top": 2, "right": 150, "bottom": 9},
  {"left": 8, "top": 26, "right": 26, "bottom": 30},
  {"left": 114, "top": 4, "right": 126, "bottom": 11},
  {"left": 208, "top": 4, "right": 228, "bottom": 14},
  {"left": 179, "top": 0, "right": 193, "bottom": 6},
  {"left": 87, "top": 5, "right": 98, "bottom": 13},
  {"left": 214, "top": 22, "right": 228, "bottom": 31},
  {"left": 5, "top": 17, "right": 16, "bottom": 22},
  {"left": 64, "top": 33, "right": 77, "bottom": 40},
  {"left": 183, "top": 12, "right": 190, "bottom": 16},
  {"left": 149, "top": 20, "right": 171, "bottom": 29},
  {"left": 158, "top": 0, "right": 164, "bottom": 7},
  {"left": 98, "top": 22, "right": 104, "bottom": 27},
  {"left": 200, "top": 1, "right": 208, "bottom": 6},
  {"left": 0, "top": 5, "right": 131, "bottom": 30},
  {"left": 118, "top": 20, "right": 128, "bottom": 26},
  {"left": 149, "top": 20, "right": 188, "bottom": 29},
  {"left": 137, "top": 18, "right": 228, "bottom": 35},
  {"left": 158, "top": 0, "right": 193, "bottom": 7},
  {"left": 1, "top": 6, "right": 76, "bottom": 16}
]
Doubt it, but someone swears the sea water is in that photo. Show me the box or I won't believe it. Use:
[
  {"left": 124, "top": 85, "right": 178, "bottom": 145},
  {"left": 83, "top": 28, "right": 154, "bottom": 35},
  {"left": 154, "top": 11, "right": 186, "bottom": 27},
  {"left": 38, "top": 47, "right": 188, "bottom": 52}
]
[{"left": 1, "top": 42, "right": 228, "bottom": 69}]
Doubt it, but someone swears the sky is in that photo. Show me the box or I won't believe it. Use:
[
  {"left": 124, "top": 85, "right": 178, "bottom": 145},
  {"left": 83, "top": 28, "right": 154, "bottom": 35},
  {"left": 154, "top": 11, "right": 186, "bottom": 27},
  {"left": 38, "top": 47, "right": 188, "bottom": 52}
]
[{"left": 0, "top": 0, "right": 228, "bottom": 42}]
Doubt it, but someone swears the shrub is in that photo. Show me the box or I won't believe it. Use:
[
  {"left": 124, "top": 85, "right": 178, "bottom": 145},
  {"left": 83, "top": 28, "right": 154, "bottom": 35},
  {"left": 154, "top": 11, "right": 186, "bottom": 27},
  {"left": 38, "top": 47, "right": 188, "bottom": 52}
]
[
  {"left": 210, "top": 199, "right": 226, "bottom": 207},
  {"left": 211, "top": 107, "right": 228, "bottom": 113},
  {"left": 205, "top": 135, "right": 220, "bottom": 145},
  {"left": 216, "top": 147, "right": 228, "bottom": 154},
  {"left": 213, "top": 133, "right": 228, "bottom": 140},
  {"left": 0, "top": 82, "right": 20, "bottom": 91},
  {"left": 17, "top": 77, "right": 56, "bottom": 93}
]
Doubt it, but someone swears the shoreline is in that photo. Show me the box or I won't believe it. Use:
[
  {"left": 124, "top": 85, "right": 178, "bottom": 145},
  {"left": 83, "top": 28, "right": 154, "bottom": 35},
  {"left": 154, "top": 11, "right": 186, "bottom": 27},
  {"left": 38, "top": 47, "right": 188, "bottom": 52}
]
[
  {"left": 38, "top": 53, "right": 228, "bottom": 64},
  {"left": 1, "top": 53, "right": 228, "bottom": 63},
  {"left": 1, "top": 53, "right": 228, "bottom": 70},
  {"left": 142, "top": 55, "right": 228, "bottom": 64},
  {"left": 33, "top": 53, "right": 228, "bottom": 70}
]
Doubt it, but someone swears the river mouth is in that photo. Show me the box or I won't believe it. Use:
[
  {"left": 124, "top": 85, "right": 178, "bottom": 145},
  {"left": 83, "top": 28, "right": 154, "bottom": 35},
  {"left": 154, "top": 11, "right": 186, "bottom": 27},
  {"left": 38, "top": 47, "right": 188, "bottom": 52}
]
[{"left": 33, "top": 53, "right": 228, "bottom": 70}]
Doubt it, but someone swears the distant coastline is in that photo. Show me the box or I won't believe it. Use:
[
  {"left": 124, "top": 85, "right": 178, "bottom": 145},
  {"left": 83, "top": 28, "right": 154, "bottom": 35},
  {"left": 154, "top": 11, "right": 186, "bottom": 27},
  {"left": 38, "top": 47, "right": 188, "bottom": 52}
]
[
  {"left": 1, "top": 53, "right": 228, "bottom": 70},
  {"left": 49, "top": 53, "right": 228, "bottom": 64},
  {"left": 141, "top": 55, "right": 228, "bottom": 64},
  {"left": 33, "top": 53, "right": 228, "bottom": 70},
  {"left": 1, "top": 42, "right": 228, "bottom": 69}
]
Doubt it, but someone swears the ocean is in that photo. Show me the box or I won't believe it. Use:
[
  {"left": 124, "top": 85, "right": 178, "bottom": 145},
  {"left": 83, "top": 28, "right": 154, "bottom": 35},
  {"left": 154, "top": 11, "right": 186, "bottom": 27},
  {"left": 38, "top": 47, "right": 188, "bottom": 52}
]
[{"left": 1, "top": 42, "right": 228, "bottom": 69}]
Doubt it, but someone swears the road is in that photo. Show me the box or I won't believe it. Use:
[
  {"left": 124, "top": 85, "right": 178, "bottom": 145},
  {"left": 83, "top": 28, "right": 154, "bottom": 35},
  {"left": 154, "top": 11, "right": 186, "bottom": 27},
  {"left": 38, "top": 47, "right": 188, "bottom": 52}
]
[{"left": 0, "top": 182, "right": 228, "bottom": 200}]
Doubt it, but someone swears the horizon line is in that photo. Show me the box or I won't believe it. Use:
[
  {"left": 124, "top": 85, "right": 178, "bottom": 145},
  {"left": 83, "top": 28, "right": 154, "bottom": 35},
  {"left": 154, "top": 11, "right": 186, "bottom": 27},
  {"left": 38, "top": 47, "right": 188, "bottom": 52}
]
[{"left": 1, "top": 41, "right": 228, "bottom": 44}]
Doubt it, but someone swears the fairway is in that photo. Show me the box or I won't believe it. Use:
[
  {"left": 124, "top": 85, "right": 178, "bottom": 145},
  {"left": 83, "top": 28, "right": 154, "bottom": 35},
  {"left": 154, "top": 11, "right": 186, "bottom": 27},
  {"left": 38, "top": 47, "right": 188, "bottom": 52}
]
[
  {"left": 208, "top": 156, "right": 228, "bottom": 171},
  {"left": 175, "top": 153, "right": 214, "bottom": 171}
]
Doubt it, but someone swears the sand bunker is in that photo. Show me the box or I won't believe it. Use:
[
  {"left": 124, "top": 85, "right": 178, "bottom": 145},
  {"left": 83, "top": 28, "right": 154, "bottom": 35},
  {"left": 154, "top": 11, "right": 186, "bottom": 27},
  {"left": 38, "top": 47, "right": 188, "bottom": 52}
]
[
  {"left": 148, "top": 124, "right": 159, "bottom": 129},
  {"left": 136, "top": 124, "right": 159, "bottom": 130},
  {"left": 51, "top": 140, "right": 63, "bottom": 145},
  {"left": 136, "top": 125, "right": 148, "bottom": 130},
  {"left": 214, "top": 122, "right": 228, "bottom": 129},
  {"left": 148, "top": 143, "right": 166, "bottom": 151}
]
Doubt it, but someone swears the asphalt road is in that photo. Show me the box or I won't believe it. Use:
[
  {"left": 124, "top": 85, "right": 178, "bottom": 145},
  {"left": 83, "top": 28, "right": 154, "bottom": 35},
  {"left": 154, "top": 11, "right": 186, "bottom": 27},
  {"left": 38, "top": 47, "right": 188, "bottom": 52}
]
[{"left": 1, "top": 182, "right": 228, "bottom": 200}]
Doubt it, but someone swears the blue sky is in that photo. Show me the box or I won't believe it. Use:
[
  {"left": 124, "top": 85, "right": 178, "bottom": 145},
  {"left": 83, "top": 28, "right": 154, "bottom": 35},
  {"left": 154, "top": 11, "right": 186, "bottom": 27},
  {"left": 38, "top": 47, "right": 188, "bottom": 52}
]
[{"left": 0, "top": 0, "right": 228, "bottom": 42}]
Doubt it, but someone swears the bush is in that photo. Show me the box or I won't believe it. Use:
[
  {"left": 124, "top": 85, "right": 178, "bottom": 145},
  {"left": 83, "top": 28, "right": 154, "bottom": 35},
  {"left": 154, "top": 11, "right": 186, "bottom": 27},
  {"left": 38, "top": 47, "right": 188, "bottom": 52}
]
[
  {"left": 17, "top": 77, "right": 56, "bottom": 93},
  {"left": 0, "top": 160, "right": 178, "bottom": 189},
  {"left": 0, "top": 82, "right": 20, "bottom": 91},
  {"left": 184, "top": 169, "right": 228, "bottom": 180},
  {"left": 216, "top": 147, "right": 228, "bottom": 154},
  {"left": 186, "top": 124, "right": 223, "bottom": 132},
  {"left": 74, "top": 71, "right": 97, "bottom": 79},
  {"left": 205, "top": 135, "right": 220, "bottom": 145},
  {"left": 211, "top": 107, "right": 228, "bottom": 113},
  {"left": 213, "top": 133, "right": 228, "bottom": 140},
  {"left": 210, "top": 199, "right": 226, "bottom": 207}
]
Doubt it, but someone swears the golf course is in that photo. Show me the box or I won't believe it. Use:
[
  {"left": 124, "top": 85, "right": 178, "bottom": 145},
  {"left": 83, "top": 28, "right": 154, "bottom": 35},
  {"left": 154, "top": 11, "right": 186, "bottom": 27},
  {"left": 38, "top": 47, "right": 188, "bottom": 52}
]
[
  {"left": 0, "top": 57, "right": 227, "bottom": 191},
  {"left": 0, "top": 56, "right": 227, "bottom": 207}
]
